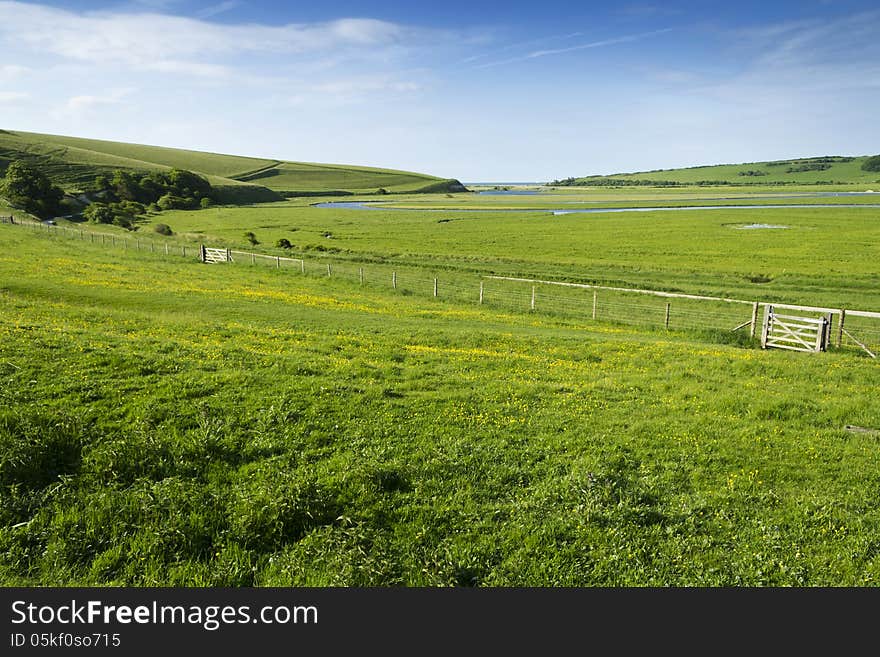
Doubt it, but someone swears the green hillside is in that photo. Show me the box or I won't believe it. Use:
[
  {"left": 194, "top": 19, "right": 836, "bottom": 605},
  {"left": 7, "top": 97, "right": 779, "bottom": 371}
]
[
  {"left": 558, "top": 155, "right": 880, "bottom": 187},
  {"left": 0, "top": 130, "right": 464, "bottom": 199}
]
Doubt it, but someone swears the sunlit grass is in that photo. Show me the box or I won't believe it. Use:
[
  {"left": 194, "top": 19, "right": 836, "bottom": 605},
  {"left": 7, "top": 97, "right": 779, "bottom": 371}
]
[{"left": 2, "top": 226, "right": 880, "bottom": 585}]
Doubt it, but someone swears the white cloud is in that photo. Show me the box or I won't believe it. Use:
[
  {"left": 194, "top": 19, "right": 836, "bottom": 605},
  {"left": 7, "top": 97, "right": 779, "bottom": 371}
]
[{"left": 0, "top": 1, "right": 413, "bottom": 77}]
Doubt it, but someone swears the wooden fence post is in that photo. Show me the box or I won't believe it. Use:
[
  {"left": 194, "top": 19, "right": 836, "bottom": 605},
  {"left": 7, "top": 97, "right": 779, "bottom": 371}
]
[
  {"left": 182, "top": 246, "right": 186, "bottom": 257},
  {"left": 665, "top": 302, "right": 671, "bottom": 329},
  {"left": 150, "top": 242, "right": 154, "bottom": 253},
  {"left": 433, "top": 278, "right": 438, "bottom": 297},
  {"left": 750, "top": 302, "right": 759, "bottom": 338},
  {"left": 327, "top": 263, "right": 332, "bottom": 277},
  {"left": 359, "top": 267, "right": 364, "bottom": 284},
  {"left": 251, "top": 253, "right": 255, "bottom": 265},
  {"left": 592, "top": 290, "right": 597, "bottom": 320},
  {"left": 761, "top": 305, "right": 772, "bottom": 349},
  {"left": 531, "top": 286, "right": 536, "bottom": 310},
  {"left": 837, "top": 309, "right": 846, "bottom": 348},
  {"left": 393, "top": 271, "right": 397, "bottom": 289},
  {"left": 276, "top": 256, "right": 280, "bottom": 268},
  {"left": 301, "top": 260, "right": 305, "bottom": 274},
  {"left": 479, "top": 281, "right": 484, "bottom": 304},
  {"left": 165, "top": 243, "right": 169, "bottom": 256}
]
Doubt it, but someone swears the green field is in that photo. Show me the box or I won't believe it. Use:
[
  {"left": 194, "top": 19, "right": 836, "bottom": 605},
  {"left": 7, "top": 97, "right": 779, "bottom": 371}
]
[
  {"left": 561, "top": 155, "right": 880, "bottom": 186},
  {"left": 4, "top": 137, "right": 880, "bottom": 586},
  {"left": 147, "top": 194, "right": 880, "bottom": 311},
  {"left": 0, "top": 130, "right": 463, "bottom": 197},
  {"left": 3, "top": 223, "right": 880, "bottom": 586}
]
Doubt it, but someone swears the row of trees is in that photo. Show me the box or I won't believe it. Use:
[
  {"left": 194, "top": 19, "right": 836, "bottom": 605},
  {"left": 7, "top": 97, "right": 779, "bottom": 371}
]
[{"left": 0, "top": 160, "right": 218, "bottom": 229}]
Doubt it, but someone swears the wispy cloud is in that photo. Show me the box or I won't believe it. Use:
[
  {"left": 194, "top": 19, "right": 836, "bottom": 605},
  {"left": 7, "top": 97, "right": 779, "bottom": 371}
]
[
  {"left": 459, "top": 30, "right": 585, "bottom": 65},
  {"left": 195, "top": 1, "right": 240, "bottom": 19},
  {"left": 474, "top": 28, "right": 673, "bottom": 69},
  {"left": 48, "top": 88, "right": 136, "bottom": 120}
]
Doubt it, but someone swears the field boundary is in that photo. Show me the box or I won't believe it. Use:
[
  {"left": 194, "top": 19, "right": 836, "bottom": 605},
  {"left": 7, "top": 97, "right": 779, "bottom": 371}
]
[{"left": 5, "top": 218, "right": 879, "bottom": 358}]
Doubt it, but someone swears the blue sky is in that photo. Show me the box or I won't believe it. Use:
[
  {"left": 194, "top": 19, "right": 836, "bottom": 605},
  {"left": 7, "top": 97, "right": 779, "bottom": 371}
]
[{"left": 1, "top": 1, "right": 878, "bottom": 181}]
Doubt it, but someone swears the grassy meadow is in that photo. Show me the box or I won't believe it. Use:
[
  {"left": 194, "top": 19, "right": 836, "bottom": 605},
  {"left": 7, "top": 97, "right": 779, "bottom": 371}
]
[
  {"left": 151, "top": 195, "right": 880, "bottom": 310},
  {"left": 3, "top": 221, "right": 880, "bottom": 586}
]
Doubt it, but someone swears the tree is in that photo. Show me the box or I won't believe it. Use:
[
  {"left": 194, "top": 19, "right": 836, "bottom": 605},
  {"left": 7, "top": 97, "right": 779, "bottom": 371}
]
[
  {"left": 94, "top": 175, "right": 110, "bottom": 192},
  {"left": 862, "top": 155, "right": 880, "bottom": 172},
  {"left": 166, "top": 168, "right": 212, "bottom": 199},
  {"left": 244, "top": 231, "right": 259, "bottom": 245},
  {"left": 83, "top": 203, "right": 115, "bottom": 224},
  {"left": 111, "top": 170, "right": 143, "bottom": 202},
  {"left": 157, "top": 194, "right": 191, "bottom": 211},
  {"left": 1, "top": 161, "right": 65, "bottom": 219},
  {"left": 276, "top": 238, "right": 292, "bottom": 249}
]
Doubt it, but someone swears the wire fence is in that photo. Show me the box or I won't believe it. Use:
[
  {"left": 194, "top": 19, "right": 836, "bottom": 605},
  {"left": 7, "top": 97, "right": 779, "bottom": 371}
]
[{"left": 6, "top": 218, "right": 880, "bottom": 358}]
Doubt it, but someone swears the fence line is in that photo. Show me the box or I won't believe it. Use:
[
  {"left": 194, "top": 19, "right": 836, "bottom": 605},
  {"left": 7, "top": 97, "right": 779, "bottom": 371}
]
[{"left": 4, "top": 218, "right": 879, "bottom": 358}]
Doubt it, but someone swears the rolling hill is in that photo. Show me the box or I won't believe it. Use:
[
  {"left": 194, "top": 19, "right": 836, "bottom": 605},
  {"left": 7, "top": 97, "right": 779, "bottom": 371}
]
[
  {"left": 0, "top": 129, "right": 465, "bottom": 202},
  {"left": 556, "top": 155, "right": 880, "bottom": 187}
]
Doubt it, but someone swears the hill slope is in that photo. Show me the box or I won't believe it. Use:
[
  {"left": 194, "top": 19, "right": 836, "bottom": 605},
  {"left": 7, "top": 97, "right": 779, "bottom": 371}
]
[
  {"left": 557, "top": 155, "right": 880, "bottom": 186},
  {"left": 0, "top": 130, "right": 465, "bottom": 200}
]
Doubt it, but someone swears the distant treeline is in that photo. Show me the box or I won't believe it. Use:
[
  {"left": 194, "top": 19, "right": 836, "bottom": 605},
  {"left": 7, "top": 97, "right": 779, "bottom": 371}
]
[
  {"left": 550, "top": 177, "right": 863, "bottom": 188},
  {"left": 766, "top": 157, "right": 854, "bottom": 166},
  {"left": 551, "top": 155, "right": 880, "bottom": 187}
]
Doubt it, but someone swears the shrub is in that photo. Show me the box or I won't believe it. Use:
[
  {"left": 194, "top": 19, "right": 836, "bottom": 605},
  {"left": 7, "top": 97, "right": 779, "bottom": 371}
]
[
  {"left": 276, "top": 238, "right": 292, "bottom": 249},
  {"left": 244, "top": 231, "right": 258, "bottom": 245},
  {"left": 199, "top": 197, "right": 213, "bottom": 209},
  {"left": 154, "top": 223, "right": 173, "bottom": 236}
]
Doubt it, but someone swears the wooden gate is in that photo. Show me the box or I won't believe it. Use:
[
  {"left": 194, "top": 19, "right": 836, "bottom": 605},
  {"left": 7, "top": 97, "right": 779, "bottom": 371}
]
[
  {"left": 761, "top": 305, "right": 830, "bottom": 353},
  {"left": 200, "top": 246, "right": 232, "bottom": 264}
]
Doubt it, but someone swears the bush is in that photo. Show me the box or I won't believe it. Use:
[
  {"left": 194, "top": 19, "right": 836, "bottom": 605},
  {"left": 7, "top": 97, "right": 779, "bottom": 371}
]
[
  {"left": 154, "top": 223, "right": 173, "bottom": 236},
  {"left": 276, "top": 238, "right": 292, "bottom": 249},
  {"left": 244, "top": 231, "right": 258, "bottom": 245},
  {"left": 200, "top": 197, "right": 213, "bottom": 209}
]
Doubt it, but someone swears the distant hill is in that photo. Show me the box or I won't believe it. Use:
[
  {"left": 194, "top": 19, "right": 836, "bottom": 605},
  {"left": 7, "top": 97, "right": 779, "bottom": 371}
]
[
  {"left": 554, "top": 155, "right": 880, "bottom": 187},
  {"left": 0, "top": 130, "right": 465, "bottom": 203}
]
